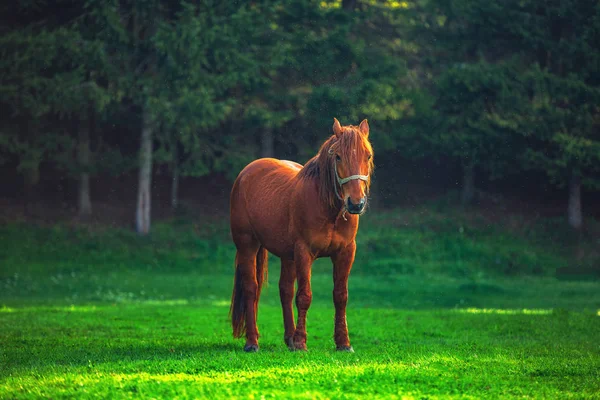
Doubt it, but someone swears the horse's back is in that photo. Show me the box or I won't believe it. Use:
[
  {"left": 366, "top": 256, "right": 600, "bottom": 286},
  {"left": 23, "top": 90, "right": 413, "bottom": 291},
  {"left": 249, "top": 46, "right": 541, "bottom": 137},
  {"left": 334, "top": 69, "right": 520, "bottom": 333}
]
[
  {"left": 237, "top": 158, "right": 301, "bottom": 179},
  {"left": 233, "top": 158, "right": 301, "bottom": 194}
]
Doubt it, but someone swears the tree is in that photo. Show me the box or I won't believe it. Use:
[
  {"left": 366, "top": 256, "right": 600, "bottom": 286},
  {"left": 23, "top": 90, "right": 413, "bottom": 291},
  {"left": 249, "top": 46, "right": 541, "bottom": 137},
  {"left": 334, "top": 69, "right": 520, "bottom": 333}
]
[
  {"left": 85, "top": 0, "right": 177, "bottom": 234},
  {"left": 516, "top": 0, "right": 600, "bottom": 229},
  {"left": 0, "top": 19, "right": 64, "bottom": 211},
  {"left": 0, "top": 2, "right": 111, "bottom": 216},
  {"left": 410, "top": 0, "right": 528, "bottom": 205},
  {"left": 522, "top": 70, "right": 600, "bottom": 230},
  {"left": 151, "top": 1, "right": 278, "bottom": 208},
  {"left": 432, "top": 61, "right": 526, "bottom": 204}
]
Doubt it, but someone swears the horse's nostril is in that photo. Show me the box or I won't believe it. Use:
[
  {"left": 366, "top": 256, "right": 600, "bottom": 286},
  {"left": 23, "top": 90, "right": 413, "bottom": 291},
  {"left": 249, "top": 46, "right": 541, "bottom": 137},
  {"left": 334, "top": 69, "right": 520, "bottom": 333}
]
[{"left": 346, "top": 197, "right": 366, "bottom": 213}]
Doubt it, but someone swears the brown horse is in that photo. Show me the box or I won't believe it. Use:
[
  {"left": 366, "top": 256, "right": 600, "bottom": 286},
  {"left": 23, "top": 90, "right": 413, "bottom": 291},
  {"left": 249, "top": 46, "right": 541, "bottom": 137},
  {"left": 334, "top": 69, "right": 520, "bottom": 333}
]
[{"left": 229, "top": 118, "right": 373, "bottom": 352}]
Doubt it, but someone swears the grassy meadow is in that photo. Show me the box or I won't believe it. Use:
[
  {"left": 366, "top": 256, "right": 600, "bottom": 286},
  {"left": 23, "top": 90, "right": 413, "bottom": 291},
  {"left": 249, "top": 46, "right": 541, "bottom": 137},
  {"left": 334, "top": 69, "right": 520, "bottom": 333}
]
[{"left": 1, "top": 207, "right": 599, "bottom": 399}]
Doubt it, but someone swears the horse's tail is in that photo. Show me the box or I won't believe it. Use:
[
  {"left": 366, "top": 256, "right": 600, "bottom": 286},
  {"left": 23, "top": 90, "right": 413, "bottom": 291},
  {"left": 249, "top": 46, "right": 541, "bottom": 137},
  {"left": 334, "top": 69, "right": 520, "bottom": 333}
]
[
  {"left": 230, "top": 246, "right": 268, "bottom": 338},
  {"left": 255, "top": 246, "right": 269, "bottom": 301}
]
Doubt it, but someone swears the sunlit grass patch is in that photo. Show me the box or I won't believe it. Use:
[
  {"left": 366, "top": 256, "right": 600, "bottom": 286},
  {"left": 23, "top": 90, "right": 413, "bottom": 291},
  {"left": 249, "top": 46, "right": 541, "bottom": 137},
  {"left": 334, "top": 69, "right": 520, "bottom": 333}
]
[
  {"left": 212, "top": 300, "right": 232, "bottom": 307},
  {"left": 0, "top": 304, "right": 98, "bottom": 313},
  {"left": 2, "top": 299, "right": 599, "bottom": 399},
  {"left": 1, "top": 213, "right": 599, "bottom": 398},
  {"left": 0, "top": 300, "right": 192, "bottom": 313},
  {"left": 454, "top": 308, "right": 553, "bottom": 315},
  {"left": 130, "top": 299, "right": 190, "bottom": 306},
  {"left": 2, "top": 328, "right": 599, "bottom": 399}
]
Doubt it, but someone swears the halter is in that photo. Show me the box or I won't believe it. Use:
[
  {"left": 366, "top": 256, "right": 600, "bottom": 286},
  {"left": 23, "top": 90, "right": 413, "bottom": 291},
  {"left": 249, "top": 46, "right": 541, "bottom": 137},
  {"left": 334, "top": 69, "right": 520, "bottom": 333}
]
[
  {"left": 328, "top": 149, "right": 369, "bottom": 221},
  {"left": 333, "top": 160, "right": 369, "bottom": 201}
]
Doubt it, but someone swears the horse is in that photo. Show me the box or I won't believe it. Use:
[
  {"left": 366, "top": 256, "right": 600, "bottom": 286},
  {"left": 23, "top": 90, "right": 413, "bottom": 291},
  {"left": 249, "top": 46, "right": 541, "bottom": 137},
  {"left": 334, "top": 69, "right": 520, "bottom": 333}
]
[{"left": 229, "top": 118, "right": 374, "bottom": 352}]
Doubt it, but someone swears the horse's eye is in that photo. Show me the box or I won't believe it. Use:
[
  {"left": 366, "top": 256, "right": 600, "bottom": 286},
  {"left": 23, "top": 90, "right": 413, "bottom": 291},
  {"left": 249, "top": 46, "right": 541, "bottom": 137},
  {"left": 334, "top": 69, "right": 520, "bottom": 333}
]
[
  {"left": 335, "top": 154, "right": 341, "bottom": 162},
  {"left": 367, "top": 154, "right": 372, "bottom": 160}
]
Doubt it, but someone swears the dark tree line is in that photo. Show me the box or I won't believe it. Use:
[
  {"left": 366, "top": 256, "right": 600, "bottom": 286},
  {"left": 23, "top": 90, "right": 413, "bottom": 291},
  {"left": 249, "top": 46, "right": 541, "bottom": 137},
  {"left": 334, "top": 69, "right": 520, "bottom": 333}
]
[{"left": 1, "top": 0, "right": 598, "bottom": 233}]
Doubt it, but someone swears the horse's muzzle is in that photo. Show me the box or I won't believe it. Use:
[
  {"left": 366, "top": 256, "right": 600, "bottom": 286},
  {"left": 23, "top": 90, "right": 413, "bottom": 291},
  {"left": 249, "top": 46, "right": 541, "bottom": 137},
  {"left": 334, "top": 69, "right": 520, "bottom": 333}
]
[{"left": 346, "top": 197, "right": 366, "bottom": 214}]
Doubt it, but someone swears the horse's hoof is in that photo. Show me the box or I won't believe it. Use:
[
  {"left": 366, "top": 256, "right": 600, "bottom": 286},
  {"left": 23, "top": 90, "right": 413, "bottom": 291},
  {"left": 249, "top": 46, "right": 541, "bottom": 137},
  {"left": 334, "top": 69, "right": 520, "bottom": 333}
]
[
  {"left": 336, "top": 345, "right": 354, "bottom": 353},
  {"left": 243, "top": 344, "right": 259, "bottom": 352},
  {"left": 285, "top": 336, "right": 294, "bottom": 348},
  {"left": 288, "top": 342, "right": 308, "bottom": 352}
]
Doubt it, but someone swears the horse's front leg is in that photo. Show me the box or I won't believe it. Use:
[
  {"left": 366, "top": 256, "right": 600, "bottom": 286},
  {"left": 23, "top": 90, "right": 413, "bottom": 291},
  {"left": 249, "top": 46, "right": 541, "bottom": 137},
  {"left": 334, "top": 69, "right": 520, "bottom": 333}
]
[
  {"left": 331, "top": 241, "right": 356, "bottom": 352},
  {"left": 279, "top": 258, "right": 296, "bottom": 347},
  {"left": 291, "top": 243, "right": 314, "bottom": 351}
]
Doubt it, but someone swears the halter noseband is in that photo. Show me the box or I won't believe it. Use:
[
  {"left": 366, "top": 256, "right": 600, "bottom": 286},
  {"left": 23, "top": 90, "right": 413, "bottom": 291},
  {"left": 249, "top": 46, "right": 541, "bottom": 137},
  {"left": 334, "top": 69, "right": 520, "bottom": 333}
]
[{"left": 329, "top": 148, "right": 369, "bottom": 202}]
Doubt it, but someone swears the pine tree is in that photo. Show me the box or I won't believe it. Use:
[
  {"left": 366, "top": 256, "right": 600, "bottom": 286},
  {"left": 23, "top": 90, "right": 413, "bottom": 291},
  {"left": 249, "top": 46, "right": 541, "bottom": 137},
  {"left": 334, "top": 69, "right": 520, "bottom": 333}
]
[
  {"left": 410, "top": 0, "right": 528, "bottom": 205},
  {"left": 517, "top": 0, "right": 600, "bottom": 229},
  {"left": 0, "top": 1, "right": 111, "bottom": 216}
]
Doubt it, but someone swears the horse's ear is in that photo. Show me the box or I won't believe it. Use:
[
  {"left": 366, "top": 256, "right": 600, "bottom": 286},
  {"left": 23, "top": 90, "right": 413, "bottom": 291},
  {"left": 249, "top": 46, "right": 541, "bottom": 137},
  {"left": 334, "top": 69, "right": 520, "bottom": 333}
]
[
  {"left": 333, "top": 118, "right": 343, "bottom": 137},
  {"left": 359, "top": 119, "right": 369, "bottom": 137}
]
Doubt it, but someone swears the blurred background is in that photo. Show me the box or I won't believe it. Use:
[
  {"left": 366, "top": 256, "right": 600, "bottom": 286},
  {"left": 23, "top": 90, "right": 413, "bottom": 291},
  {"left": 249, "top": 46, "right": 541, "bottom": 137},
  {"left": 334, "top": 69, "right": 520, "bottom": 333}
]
[
  {"left": 0, "top": 0, "right": 600, "bottom": 399},
  {"left": 2, "top": 4, "right": 599, "bottom": 396},
  {"left": 0, "top": 0, "right": 598, "bottom": 256}
]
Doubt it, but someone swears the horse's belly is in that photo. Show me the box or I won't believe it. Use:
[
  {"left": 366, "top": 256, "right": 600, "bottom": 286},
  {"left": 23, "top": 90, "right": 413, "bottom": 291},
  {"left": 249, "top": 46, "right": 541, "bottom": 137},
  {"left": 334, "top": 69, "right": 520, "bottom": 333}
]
[{"left": 252, "top": 225, "right": 294, "bottom": 259}]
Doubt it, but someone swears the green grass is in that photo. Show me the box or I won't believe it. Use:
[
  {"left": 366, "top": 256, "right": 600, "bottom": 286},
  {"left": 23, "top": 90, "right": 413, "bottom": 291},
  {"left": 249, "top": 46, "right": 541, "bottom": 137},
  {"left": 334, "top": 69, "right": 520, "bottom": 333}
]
[{"left": 1, "top": 208, "right": 599, "bottom": 399}]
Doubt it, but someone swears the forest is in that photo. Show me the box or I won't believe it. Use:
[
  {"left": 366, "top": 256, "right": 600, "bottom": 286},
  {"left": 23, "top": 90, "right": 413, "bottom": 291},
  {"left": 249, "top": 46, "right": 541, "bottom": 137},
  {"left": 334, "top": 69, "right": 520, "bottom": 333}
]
[
  {"left": 1, "top": 0, "right": 598, "bottom": 233},
  {"left": 2, "top": 2, "right": 600, "bottom": 398}
]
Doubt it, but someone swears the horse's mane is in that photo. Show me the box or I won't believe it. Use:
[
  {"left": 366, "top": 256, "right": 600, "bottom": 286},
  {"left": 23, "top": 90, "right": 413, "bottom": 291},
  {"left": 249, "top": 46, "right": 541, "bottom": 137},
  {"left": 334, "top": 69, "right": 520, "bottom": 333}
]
[{"left": 298, "top": 125, "right": 373, "bottom": 210}]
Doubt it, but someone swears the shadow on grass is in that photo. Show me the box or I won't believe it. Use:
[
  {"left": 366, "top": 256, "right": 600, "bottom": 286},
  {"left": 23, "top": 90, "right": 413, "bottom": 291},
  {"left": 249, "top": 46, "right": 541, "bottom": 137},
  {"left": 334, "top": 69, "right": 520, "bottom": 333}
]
[
  {"left": 2, "top": 341, "right": 237, "bottom": 375},
  {"left": 2, "top": 324, "right": 599, "bottom": 400},
  {"left": 2, "top": 305, "right": 597, "bottom": 376}
]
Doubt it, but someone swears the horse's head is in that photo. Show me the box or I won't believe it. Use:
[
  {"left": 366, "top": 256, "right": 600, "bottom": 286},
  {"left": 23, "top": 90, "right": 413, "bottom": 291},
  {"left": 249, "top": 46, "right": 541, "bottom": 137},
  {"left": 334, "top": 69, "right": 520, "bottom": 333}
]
[{"left": 328, "top": 118, "right": 374, "bottom": 215}]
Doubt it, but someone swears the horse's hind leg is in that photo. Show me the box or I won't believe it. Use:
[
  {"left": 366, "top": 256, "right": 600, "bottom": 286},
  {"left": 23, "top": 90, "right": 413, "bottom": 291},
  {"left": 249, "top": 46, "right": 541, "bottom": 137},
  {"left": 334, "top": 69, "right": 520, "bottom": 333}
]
[
  {"left": 231, "top": 234, "right": 261, "bottom": 352},
  {"left": 279, "top": 258, "right": 296, "bottom": 348}
]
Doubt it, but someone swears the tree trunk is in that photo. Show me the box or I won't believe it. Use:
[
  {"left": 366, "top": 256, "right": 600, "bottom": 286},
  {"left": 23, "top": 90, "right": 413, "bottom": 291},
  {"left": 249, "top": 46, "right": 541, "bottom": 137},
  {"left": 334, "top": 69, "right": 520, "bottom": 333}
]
[
  {"left": 567, "top": 170, "right": 582, "bottom": 230},
  {"left": 461, "top": 163, "right": 475, "bottom": 205},
  {"left": 260, "top": 129, "right": 274, "bottom": 158},
  {"left": 21, "top": 120, "right": 40, "bottom": 216},
  {"left": 136, "top": 109, "right": 153, "bottom": 235},
  {"left": 171, "top": 145, "right": 179, "bottom": 211},
  {"left": 23, "top": 166, "right": 39, "bottom": 216},
  {"left": 77, "top": 115, "right": 92, "bottom": 218}
]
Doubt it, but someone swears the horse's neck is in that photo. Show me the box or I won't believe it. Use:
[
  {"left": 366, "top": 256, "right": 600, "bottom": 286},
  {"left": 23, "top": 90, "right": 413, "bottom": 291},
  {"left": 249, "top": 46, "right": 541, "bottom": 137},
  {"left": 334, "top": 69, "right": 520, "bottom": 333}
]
[{"left": 307, "top": 174, "right": 343, "bottom": 221}]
